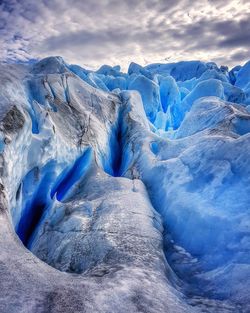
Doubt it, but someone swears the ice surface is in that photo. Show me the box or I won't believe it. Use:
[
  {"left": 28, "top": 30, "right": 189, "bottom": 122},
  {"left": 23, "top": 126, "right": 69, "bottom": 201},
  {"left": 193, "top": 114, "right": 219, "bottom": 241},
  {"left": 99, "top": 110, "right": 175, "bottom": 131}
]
[
  {"left": 235, "top": 61, "right": 250, "bottom": 89},
  {"left": 128, "top": 75, "right": 161, "bottom": 123},
  {"left": 0, "top": 56, "right": 249, "bottom": 313},
  {"left": 145, "top": 61, "right": 209, "bottom": 81},
  {"left": 96, "top": 64, "right": 122, "bottom": 77},
  {"left": 128, "top": 62, "right": 153, "bottom": 80}
]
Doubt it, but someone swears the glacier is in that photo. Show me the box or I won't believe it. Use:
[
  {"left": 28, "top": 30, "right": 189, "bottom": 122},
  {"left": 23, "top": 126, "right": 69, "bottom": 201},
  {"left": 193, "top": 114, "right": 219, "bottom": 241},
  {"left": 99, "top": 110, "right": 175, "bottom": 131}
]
[{"left": 0, "top": 56, "right": 249, "bottom": 313}]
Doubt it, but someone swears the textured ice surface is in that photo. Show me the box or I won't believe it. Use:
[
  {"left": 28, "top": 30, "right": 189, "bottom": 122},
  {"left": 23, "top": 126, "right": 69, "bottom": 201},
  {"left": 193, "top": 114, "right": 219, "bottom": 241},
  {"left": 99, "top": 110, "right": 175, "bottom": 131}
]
[{"left": 0, "top": 56, "right": 249, "bottom": 313}]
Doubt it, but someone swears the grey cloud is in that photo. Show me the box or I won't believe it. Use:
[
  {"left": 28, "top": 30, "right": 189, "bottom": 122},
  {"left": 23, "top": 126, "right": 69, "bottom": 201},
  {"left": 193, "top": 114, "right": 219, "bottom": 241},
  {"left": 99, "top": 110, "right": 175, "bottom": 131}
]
[
  {"left": 230, "top": 49, "right": 249, "bottom": 61},
  {"left": 160, "top": 16, "right": 250, "bottom": 52},
  {"left": 218, "top": 19, "right": 250, "bottom": 48},
  {"left": 43, "top": 26, "right": 169, "bottom": 51},
  {"left": 220, "top": 34, "right": 250, "bottom": 48}
]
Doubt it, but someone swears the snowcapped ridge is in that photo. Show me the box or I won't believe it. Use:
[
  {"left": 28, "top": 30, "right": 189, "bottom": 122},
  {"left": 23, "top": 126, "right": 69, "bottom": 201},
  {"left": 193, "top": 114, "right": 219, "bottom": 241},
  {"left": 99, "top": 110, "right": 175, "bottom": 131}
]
[{"left": 0, "top": 56, "right": 249, "bottom": 312}]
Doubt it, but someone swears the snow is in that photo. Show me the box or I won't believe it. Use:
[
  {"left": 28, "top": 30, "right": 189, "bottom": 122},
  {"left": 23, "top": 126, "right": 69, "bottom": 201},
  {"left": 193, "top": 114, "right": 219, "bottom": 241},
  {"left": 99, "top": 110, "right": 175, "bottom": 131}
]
[{"left": 0, "top": 56, "right": 249, "bottom": 313}]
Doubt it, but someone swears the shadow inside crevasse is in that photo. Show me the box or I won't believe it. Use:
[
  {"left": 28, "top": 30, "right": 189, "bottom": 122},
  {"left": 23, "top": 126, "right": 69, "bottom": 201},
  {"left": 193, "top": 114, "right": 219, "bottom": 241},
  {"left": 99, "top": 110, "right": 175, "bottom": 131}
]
[{"left": 16, "top": 147, "right": 92, "bottom": 247}]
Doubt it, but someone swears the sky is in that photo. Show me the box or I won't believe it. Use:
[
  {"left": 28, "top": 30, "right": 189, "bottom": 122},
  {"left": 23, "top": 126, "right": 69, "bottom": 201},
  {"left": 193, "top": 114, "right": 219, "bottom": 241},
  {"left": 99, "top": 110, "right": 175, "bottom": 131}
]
[{"left": 0, "top": 0, "right": 249, "bottom": 71}]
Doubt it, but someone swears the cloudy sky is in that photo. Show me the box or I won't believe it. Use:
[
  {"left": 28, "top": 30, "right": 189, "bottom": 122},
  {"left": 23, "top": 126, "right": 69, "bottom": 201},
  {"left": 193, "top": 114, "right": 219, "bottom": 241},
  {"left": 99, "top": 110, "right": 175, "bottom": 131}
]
[{"left": 0, "top": 0, "right": 249, "bottom": 70}]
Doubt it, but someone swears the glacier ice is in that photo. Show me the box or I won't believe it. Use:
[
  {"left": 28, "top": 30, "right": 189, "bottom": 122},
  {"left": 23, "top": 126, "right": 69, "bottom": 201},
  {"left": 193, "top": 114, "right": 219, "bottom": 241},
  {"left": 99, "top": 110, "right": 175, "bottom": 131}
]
[
  {"left": 145, "top": 60, "right": 209, "bottom": 81},
  {"left": 128, "top": 74, "right": 161, "bottom": 123},
  {"left": 0, "top": 56, "right": 249, "bottom": 313}
]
